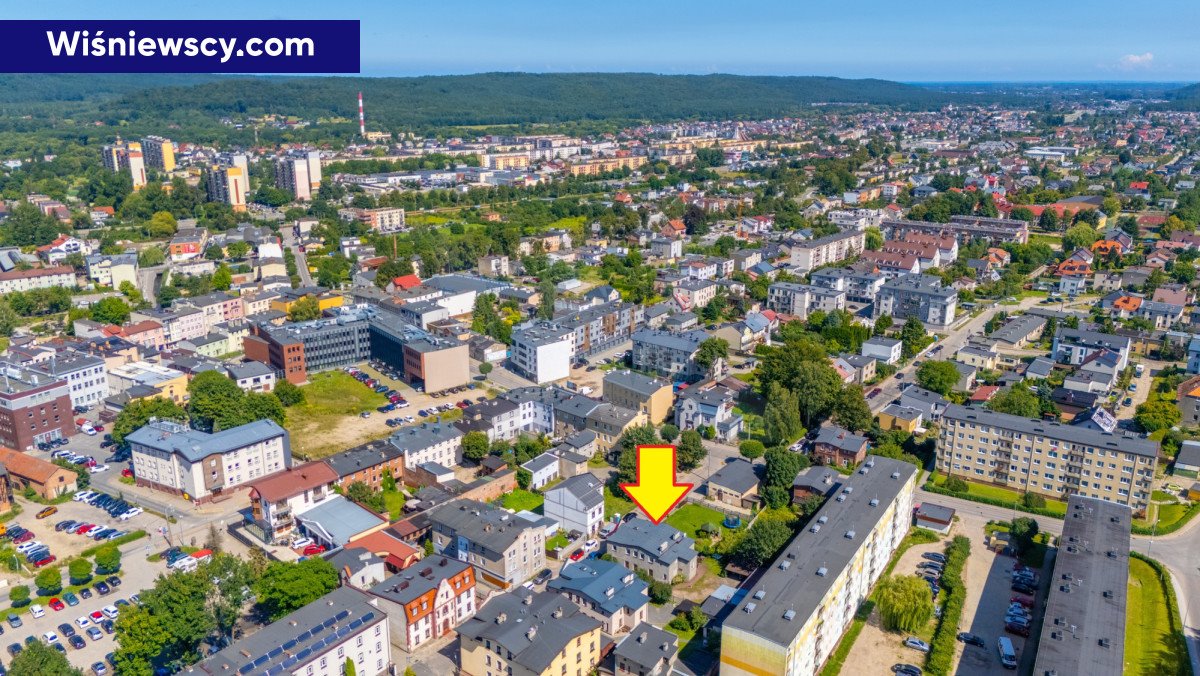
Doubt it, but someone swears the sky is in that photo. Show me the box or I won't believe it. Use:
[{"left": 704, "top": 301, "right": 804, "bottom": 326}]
[{"left": 13, "top": 0, "right": 1200, "bottom": 82}]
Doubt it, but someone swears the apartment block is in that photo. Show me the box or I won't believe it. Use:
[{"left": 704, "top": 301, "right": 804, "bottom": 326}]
[
  {"left": 882, "top": 215, "right": 1029, "bottom": 246},
  {"left": 458, "top": 590, "right": 602, "bottom": 676},
  {"left": 874, "top": 274, "right": 958, "bottom": 329},
  {"left": 510, "top": 322, "right": 573, "bottom": 384},
  {"left": 276, "top": 156, "right": 312, "bottom": 201},
  {"left": 1031, "top": 496, "right": 1130, "bottom": 676},
  {"left": 339, "top": 207, "right": 407, "bottom": 233},
  {"left": 195, "top": 587, "right": 390, "bottom": 676},
  {"left": 766, "top": 282, "right": 846, "bottom": 319},
  {"left": 388, "top": 422, "right": 463, "bottom": 470},
  {"left": 204, "top": 164, "right": 248, "bottom": 212},
  {"left": 127, "top": 418, "right": 292, "bottom": 503},
  {"left": 22, "top": 353, "right": 107, "bottom": 411},
  {"left": 555, "top": 301, "right": 644, "bottom": 358},
  {"left": 369, "top": 558, "right": 477, "bottom": 652},
  {"left": 809, "top": 267, "right": 887, "bottom": 303},
  {"left": 788, "top": 230, "right": 865, "bottom": 273},
  {"left": 141, "top": 135, "right": 175, "bottom": 172},
  {"left": 720, "top": 456, "right": 918, "bottom": 676},
  {"left": 429, "top": 499, "right": 548, "bottom": 589},
  {"left": 602, "top": 370, "right": 673, "bottom": 425},
  {"left": 0, "top": 266, "right": 75, "bottom": 294},
  {"left": 631, "top": 328, "right": 710, "bottom": 381},
  {"left": 247, "top": 462, "right": 340, "bottom": 544},
  {"left": 938, "top": 404, "right": 1157, "bottom": 512}
]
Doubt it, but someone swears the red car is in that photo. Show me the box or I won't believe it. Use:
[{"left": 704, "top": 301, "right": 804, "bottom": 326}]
[
  {"left": 93, "top": 424, "right": 104, "bottom": 432},
  {"left": 33, "top": 555, "right": 56, "bottom": 568},
  {"left": 12, "top": 531, "right": 34, "bottom": 544},
  {"left": 569, "top": 549, "right": 586, "bottom": 562},
  {"left": 74, "top": 524, "right": 94, "bottom": 535},
  {"left": 302, "top": 545, "right": 325, "bottom": 556},
  {"left": 48, "top": 598, "right": 64, "bottom": 611},
  {"left": 121, "top": 469, "right": 133, "bottom": 478},
  {"left": 1010, "top": 594, "right": 1034, "bottom": 608}
]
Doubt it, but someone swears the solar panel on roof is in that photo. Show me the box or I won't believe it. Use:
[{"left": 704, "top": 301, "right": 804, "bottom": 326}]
[
  {"left": 295, "top": 648, "right": 312, "bottom": 661},
  {"left": 238, "top": 665, "right": 254, "bottom": 674},
  {"left": 349, "top": 618, "right": 363, "bottom": 629},
  {"left": 361, "top": 611, "right": 374, "bottom": 623},
  {"left": 281, "top": 657, "right": 297, "bottom": 669},
  {"left": 282, "top": 639, "right": 298, "bottom": 651},
  {"left": 337, "top": 626, "right": 351, "bottom": 638},
  {"left": 335, "top": 610, "right": 350, "bottom": 621},
  {"left": 253, "top": 655, "right": 270, "bottom": 667},
  {"left": 323, "top": 617, "right": 336, "bottom": 628},
  {"left": 267, "top": 648, "right": 282, "bottom": 659},
  {"left": 297, "top": 630, "right": 311, "bottom": 641},
  {"left": 311, "top": 624, "right": 325, "bottom": 636}
]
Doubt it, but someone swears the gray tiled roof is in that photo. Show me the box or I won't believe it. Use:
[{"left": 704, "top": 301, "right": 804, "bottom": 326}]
[
  {"left": 457, "top": 590, "right": 601, "bottom": 673},
  {"left": 546, "top": 474, "right": 604, "bottom": 510},
  {"left": 369, "top": 556, "right": 472, "bottom": 605},
  {"left": 323, "top": 440, "right": 403, "bottom": 479},
  {"left": 709, "top": 460, "right": 759, "bottom": 494},
  {"left": 615, "top": 622, "right": 678, "bottom": 670},
  {"left": 549, "top": 559, "right": 648, "bottom": 617},
  {"left": 388, "top": 422, "right": 462, "bottom": 456},
  {"left": 942, "top": 404, "right": 1158, "bottom": 458},
  {"left": 126, "top": 418, "right": 288, "bottom": 463},
  {"left": 605, "top": 517, "right": 696, "bottom": 567}
]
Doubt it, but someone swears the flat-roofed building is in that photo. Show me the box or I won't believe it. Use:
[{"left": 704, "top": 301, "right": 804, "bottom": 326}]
[
  {"left": 720, "top": 456, "right": 918, "bottom": 676},
  {"left": 1031, "top": 496, "right": 1130, "bottom": 676},
  {"left": 938, "top": 404, "right": 1157, "bottom": 512},
  {"left": 0, "top": 364, "right": 75, "bottom": 450}
]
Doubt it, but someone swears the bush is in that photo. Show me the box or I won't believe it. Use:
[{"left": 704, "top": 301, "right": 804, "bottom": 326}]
[
  {"left": 647, "top": 580, "right": 672, "bottom": 605},
  {"left": 943, "top": 477, "right": 969, "bottom": 493},
  {"left": 9, "top": 585, "right": 29, "bottom": 608},
  {"left": 923, "top": 481, "right": 1064, "bottom": 519},
  {"left": 659, "top": 424, "right": 679, "bottom": 442},
  {"left": 1021, "top": 492, "right": 1046, "bottom": 509},
  {"left": 925, "top": 536, "right": 971, "bottom": 675}
]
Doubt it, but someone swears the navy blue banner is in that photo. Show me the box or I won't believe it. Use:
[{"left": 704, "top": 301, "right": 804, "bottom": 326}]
[{"left": 0, "top": 20, "right": 360, "bottom": 73}]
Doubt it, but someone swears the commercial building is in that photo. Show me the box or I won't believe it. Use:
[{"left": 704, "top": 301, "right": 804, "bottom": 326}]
[
  {"left": 788, "top": 230, "right": 866, "bottom": 274},
  {"left": 369, "top": 313, "right": 471, "bottom": 394},
  {"left": 604, "top": 517, "right": 697, "bottom": 583},
  {"left": 107, "top": 361, "right": 189, "bottom": 405},
  {"left": 194, "top": 586, "right": 391, "bottom": 676},
  {"left": 602, "top": 370, "right": 673, "bottom": 425},
  {"left": 1031, "top": 496, "right": 1130, "bottom": 676},
  {"left": 548, "top": 559, "right": 649, "bottom": 635},
  {"left": 510, "top": 322, "right": 573, "bottom": 384},
  {"left": 631, "top": 328, "right": 710, "bottom": 381},
  {"left": 938, "top": 404, "right": 1157, "bottom": 512},
  {"left": 368, "top": 558, "right": 477, "bottom": 652},
  {"left": 245, "top": 311, "right": 373, "bottom": 385},
  {"left": 458, "top": 590, "right": 602, "bottom": 676},
  {"left": 874, "top": 274, "right": 958, "bottom": 329},
  {"left": 127, "top": 418, "right": 292, "bottom": 503},
  {"left": 428, "top": 499, "right": 548, "bottom": 589},
  {"left": 0, "top": 364, "right": 75, "bottom": 450},
  {"left": 720, "top": 456, "right": 918, "bottom": 676}
]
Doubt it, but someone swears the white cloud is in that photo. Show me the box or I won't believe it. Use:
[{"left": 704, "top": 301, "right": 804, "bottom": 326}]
[{"left": 1118, "top": 52, "right": 1154, "bottom": 70}]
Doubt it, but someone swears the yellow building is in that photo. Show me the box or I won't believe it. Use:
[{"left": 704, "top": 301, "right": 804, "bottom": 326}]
[
  {"left": 938, "top": 404, "right": 1157, "bottom": 513},
  {"left": 142, "top": 135, "right": 176, "bottom": 172},
  {"left": 877, "top": 403, "right": 923, "bottom": 434},
  {"left": 602, "top": 370, "right": 674, "bottom": 425},
  {"left": 481, "top": 152, "right": 531, "bottom": 170},
  {"left": 107, "top": 361, "right": 190, "bottom": 405},
  {"left": 270, "top": 289, "right": 344, "bottom": 315},
  {"left": 566, "top": 155, "right": 647, "bottom": 176},
  {"left": 459, "top": 591, "right": 602, "bottom": 676}
]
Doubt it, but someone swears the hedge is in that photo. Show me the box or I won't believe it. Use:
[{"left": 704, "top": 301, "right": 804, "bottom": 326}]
[
  {"left": 925, "top": 535, "right": 971, "bottom": 675},
  {"left": 78, "top": 530, "right": 146, "bottom": 558},
  {"left": 1131, "top": 502, "right": 1200, "bottom": 536},
  {"left": 922, "top": 482, "right": 1066, "bottom": 519}
]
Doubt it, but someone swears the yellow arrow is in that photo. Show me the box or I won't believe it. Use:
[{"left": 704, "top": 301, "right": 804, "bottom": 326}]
[{"left": 620, "top": 445, "right": 693, "bottom": 524}]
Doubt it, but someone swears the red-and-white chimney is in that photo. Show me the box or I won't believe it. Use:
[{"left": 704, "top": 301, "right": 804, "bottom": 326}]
[{"left": 358, "top": 92, "right": 366, "bottom": 137}]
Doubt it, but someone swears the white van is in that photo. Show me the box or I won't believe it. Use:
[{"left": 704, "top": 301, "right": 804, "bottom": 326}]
[{"left": 997, "top": 636, "right": 1017, "bottom": 670}]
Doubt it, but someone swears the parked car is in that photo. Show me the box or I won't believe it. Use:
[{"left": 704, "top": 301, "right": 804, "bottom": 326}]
[
  {"left": 903, "top": 637, "right": 931, "bottom": 653},
  {"left": 33, "top": 555, "right": 56, "bottom": 568},
  {"left": 568, "top": 549, "right": 586, "bottom": 562},
  {"left": 302, "top": 544, "right": 325, "bottom": 556},
  {"left": 48, "top": 598, "right": 64, "bottom": 611},
  {"left": 35, "top": 507, "right": 57, "bottom": 520},
  {"left": 891, "top": 665, "right": 922, "bottom": 676},
  {"left": 957, "top": 632, "right": 985, "bottom": 647}
]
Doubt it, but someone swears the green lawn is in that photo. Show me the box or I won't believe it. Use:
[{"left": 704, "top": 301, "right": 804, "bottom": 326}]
[
  {"left": 1135, "top": 502, "right": 1192, "bottom": 532},
  {"left": 546, "top": 533, "right": 569, "bottom": 551},
  {"left": 931, "top": 473, "right": 1068, "bottom": 517},
  {"left": 284, "top": 371, "right": 388, "bottom": 457},
  {"left": 666, "top": 503, "right": 731, "bottom": 539},
  {"left": 500, "top": 489, "right": 544, "bottom": 513},
  {"left": 384, "top": 490, "right": 405, "bottom": 520},
  {"left": 1152, "top": 489, "right": 1178, "bottom": 502},
  {"left": 1125, "top": 557, "right": 1191, "bottom": 676},
  {"left": 605, "top": 487, "right": 635, "bottom": 519}
]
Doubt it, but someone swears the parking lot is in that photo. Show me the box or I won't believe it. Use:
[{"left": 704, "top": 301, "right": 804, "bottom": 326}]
[{"left": 9, "top": 497, "right": 157, "bottom": 566}]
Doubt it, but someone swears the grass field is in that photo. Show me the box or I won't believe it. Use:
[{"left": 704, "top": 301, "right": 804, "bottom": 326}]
[
  {"left": 666, "top": 503, "right": 731, "bottom": 539},
  {"left": 501, "top": 489, "right": 544, "bottom": 513},
  {"left": 284, "top": 371, "right": 389, "bottom": 458},
  {"left": 931, "top": 473, "right": 1068, "bottom": 517},
  {"left": 605, "top": 487, "right": 634, "bottom": 519},
  {"left": 1125, "top": 557, "right": 1191, "bottom": 676},
  {"left": 384, "top": 490, "right": 405, "bottom": 520},
  {"left": 1135, "top": 501, "right": 1192, "bottom": 532}
]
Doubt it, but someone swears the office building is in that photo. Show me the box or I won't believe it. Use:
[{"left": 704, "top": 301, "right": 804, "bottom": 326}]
[
  {"left": 720, "top": 457, "right": 918, "bottom": 676},
  {"left": 938, "top": 404, "right": 1157, "bottom": 511},
  {"left": 194, "top": 586, "right": 391, "bottom": 676},
  {"left": 22, "top": 353, "right": 108, "bottom": 411},
  {"left": 368, "top": 313, "right": 470, "bottom": 393},
  {"left": 0, "top": 364, "right": 75, "bottom": 450},
  {"left": 1031, "top": 496, "right": 1130, "bottom": 676},
  {"left": 245, "top": 310, "right": 373, "bottom": 384},
  {"left": 127, "top": 418, "right": 292, "bottom": 503},
  {"left": 875, "top": 274, "right": 958, "bottom": 329}
]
